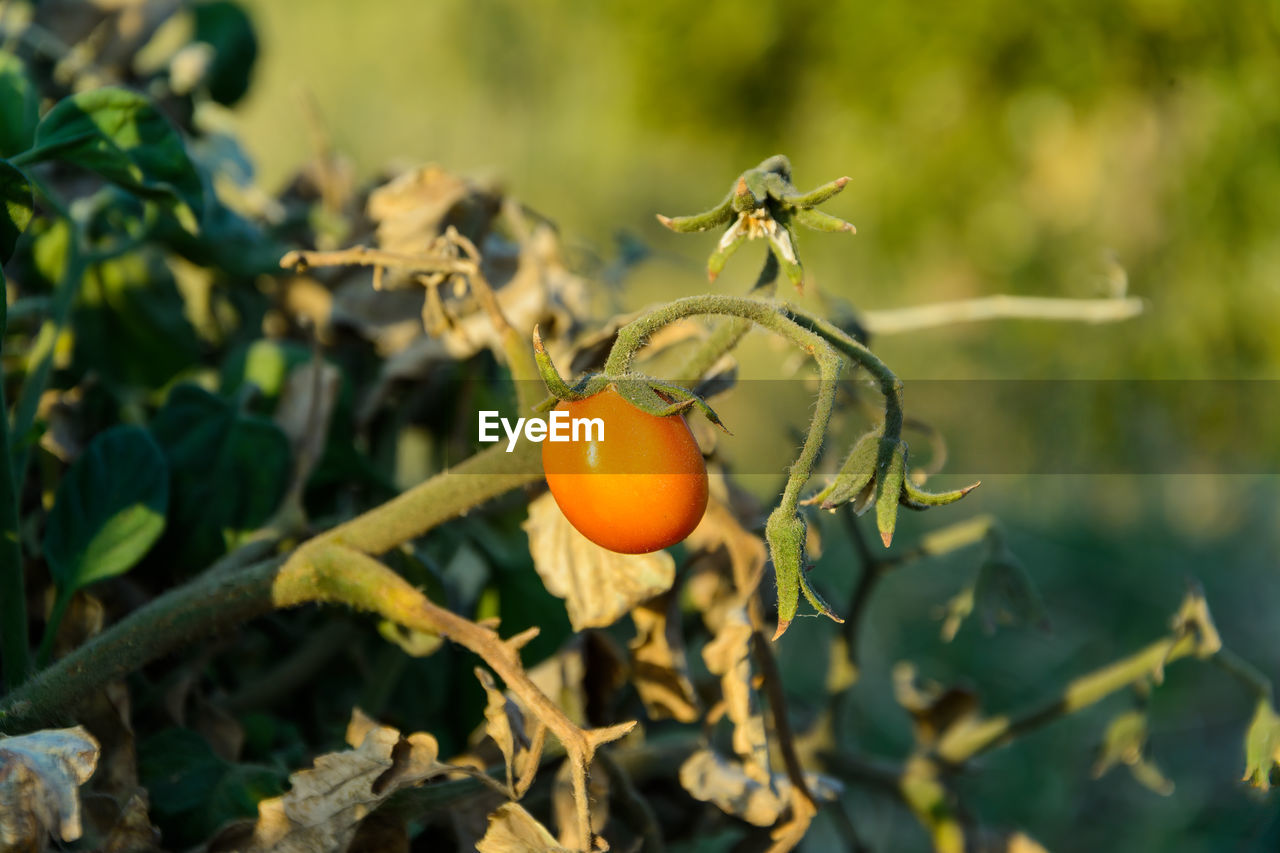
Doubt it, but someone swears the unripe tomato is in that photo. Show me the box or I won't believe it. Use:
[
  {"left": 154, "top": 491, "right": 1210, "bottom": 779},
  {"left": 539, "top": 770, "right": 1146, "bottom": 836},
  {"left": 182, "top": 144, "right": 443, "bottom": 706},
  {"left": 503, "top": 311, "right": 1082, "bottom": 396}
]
[{"left": 542, "top": 388, "right": 709, "bottom": 554}]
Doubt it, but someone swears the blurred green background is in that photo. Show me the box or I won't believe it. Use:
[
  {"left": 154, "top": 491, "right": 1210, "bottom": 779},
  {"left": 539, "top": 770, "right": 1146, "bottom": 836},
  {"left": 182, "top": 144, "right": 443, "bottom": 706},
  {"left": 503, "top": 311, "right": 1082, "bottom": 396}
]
[{"left": 228, "top": 1, "right": 1280, "bottom": 849}]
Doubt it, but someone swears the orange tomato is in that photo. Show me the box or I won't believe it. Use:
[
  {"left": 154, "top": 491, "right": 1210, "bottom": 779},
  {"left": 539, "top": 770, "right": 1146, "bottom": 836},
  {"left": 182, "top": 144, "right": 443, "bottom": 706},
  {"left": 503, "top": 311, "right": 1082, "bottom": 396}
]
[{"left": 541, "top": 388, "right": 708, "bottom": 554}]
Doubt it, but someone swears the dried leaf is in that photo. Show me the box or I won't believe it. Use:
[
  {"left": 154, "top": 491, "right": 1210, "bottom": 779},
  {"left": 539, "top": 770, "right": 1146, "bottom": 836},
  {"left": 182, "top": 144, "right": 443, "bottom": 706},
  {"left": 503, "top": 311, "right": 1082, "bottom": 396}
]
[
  {"left": 0, "top": 726, "right": 100, "bottom": 851},
  {"left": 476, "top": 802, "right": 572, "bottom": 853},
  {"left": 240, "top": 710, "right": 452, "bottom": 853},
  {"left": 629, "top": 593, "right": 700, "bottom": 723},
  {"left": 368, "top": 165, "right": 474, "bottom": 259},
  {"left": 701, "top": 606, "right": 769, "bottom": 782},
  {"left": 524, "top": 492, "right": 675, "bottom": 631},
  {"left": 678, "top": 749, "right": 839, "bottom": 829},
  {"left": 475, "top": 668, "right": 529, "bottom": 795}
]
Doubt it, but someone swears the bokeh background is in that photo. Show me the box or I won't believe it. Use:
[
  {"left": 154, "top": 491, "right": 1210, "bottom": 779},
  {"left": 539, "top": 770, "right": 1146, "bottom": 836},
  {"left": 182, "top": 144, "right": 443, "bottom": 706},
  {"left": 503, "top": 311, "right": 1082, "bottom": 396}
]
[{"left": 227, "top": 2, "right": 1280, "bottom": 849}]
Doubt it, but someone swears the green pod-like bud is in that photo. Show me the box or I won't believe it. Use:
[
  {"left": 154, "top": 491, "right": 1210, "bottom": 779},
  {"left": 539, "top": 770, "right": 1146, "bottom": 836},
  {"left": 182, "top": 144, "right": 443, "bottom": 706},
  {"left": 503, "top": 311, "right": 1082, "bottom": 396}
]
[
  {"left": 804, "top": 427, "right": 881, "bottom": 509},
  {"left": 766, "top": 508, "right": 808, "bottom": 639},
  {"left": 874, "top": 438, "right": 908, "bottom": 546}
]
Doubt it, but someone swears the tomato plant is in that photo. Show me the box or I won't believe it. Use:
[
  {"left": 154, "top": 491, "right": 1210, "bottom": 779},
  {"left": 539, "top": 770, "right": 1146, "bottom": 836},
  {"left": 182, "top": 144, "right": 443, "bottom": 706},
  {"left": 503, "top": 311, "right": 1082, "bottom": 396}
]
[{"left": 542, "top": 387, "right": 709, "bottom": 553}]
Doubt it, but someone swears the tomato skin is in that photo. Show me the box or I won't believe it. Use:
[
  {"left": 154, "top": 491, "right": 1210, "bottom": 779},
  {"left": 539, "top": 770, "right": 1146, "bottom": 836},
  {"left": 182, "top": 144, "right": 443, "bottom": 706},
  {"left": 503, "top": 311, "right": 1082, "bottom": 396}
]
[{"left": 541, "top": 388, "right": 709, "bottom": 554}]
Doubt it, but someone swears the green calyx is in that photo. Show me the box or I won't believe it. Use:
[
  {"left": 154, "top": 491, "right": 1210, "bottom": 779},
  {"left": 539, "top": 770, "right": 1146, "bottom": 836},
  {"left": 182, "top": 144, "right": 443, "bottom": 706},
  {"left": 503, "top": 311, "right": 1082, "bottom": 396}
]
[
  {"left": 531, "top": 325, "right": 728, "bottom": 427},
  {"left": 656, "top": 155, "right": 855, "bottom": 289}
]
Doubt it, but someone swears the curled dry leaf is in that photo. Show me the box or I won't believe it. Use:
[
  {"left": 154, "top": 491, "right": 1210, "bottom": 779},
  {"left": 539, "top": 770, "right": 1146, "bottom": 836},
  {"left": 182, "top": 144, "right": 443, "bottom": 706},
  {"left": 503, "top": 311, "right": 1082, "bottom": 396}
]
[
  {"left": 678, "top": 749, "right": 839, "bottom": 829},
  {"left": 685, "top": 480, "right": 768, "bottom": 603},
  {"left": 476, "top": 802, "right": 572, "bottom": 853},
  {"left": 524, "top": 492, "right": 676, "bottom": 631},
  {"left": 231, "top": 709, "right": 452, "bottom": 853},
  {"left": 0, "top": 726, "right": 100, "bottom": 852},
  {"left": 475, "top": 668, "right": 538, "bottom": 797},
  {"left": 629, "top": 592, "right": 700, "bottom": 723},
  {"left": 701, "top": 606, "right": 770, "bottom": 783}
]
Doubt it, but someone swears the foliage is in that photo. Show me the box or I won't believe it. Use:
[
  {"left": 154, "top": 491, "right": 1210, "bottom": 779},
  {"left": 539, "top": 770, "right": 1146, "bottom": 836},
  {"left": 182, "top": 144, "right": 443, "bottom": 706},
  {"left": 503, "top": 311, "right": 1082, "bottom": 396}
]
[{"left": 0, "top": 3, "right": 1275, "bottom": 853}]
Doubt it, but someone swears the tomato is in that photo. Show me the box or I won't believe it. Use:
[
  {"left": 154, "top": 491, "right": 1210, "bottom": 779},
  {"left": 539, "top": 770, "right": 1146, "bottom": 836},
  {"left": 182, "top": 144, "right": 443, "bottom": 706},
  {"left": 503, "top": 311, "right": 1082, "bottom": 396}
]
[{"left": 541, "top": 388, "right": 709, "bottom": 554}]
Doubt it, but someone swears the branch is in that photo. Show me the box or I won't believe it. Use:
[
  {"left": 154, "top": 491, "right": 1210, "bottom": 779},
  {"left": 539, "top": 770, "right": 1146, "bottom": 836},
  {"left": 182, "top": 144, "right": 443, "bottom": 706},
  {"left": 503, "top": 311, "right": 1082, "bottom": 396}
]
[{"left": 861, "top": 295, "right": 1144, "bottom": 336}]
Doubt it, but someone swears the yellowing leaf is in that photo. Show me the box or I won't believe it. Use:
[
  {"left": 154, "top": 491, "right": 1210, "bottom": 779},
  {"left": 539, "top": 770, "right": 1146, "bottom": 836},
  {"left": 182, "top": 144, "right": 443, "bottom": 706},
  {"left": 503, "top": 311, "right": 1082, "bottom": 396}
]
[
  {"left": 523, "top": 492, "right": 675, "bottom": 631},
  {"left": 244, "top": 710, "right": 451, "bottom": 852},
  {"left": 1243, "top": 698, "right": 1280, "bottom": 790},
  {"left": 476, "top": 802, "right": 572, "bottom": 853},
  {"left": 0, "top": 726, "right": 100, "bottom": 851}
]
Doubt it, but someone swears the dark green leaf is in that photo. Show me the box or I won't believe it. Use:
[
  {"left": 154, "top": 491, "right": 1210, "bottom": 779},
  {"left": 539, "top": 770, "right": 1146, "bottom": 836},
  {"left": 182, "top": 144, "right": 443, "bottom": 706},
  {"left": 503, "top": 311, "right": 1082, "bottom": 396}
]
[
  {"left": 150, "top": 384, "right": 291, "bottom": 569},
  {"left": 29, "top": 88, "right": 204, "bottom": 230},
  {"left": 193, "top": 0, "right": 259, "bottom": 106},
  {"left": 138, "top": 728, "right": 284, "bottom": 847},
  {"left": 0, "top": 52, "right": 38, "bottom": 157},
  {"left": 43, "top": 425, "right": 169, "bottom": 592},
  {"left": 73, "top": 251, "right": 201, "bottom": 390},
  {"left": 0, "top": 159, "right": 33, "bottom": 264}
]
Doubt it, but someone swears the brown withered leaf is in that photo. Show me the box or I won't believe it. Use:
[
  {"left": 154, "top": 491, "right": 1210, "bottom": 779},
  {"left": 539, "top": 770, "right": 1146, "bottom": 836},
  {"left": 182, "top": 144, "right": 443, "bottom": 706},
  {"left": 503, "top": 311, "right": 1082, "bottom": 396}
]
[
  {"left": 767, "top": 786, "right": 819, "bottom": 853},
  {"left": 476, "top": 802, "right": 572, "bottom": 853},
  {"left": 678, "top": 749, "right": 839, "bottom": 829},
  {"left": 236, "top": 709, "right": 452, "bottom": 853},
  {"left": 100, "top": 791, "right": 162, "bottom": 853},
  {"left": 0, "top": 726, "right": 100, "bottom": 852},
  {"left": 524, "top": 492, "right": 675, "bottom": 631},
  {"left": 701, "top": 606, "right": 769, "bottom": 783},
  {"left": 367, "top": 165, "right": 478, "bottom": 259},
  {"left": 475, "top": 668, "right": 535, "bottom": 796},
  {"left": 629, "top": 592, "right": 700, "bottom": 723}
]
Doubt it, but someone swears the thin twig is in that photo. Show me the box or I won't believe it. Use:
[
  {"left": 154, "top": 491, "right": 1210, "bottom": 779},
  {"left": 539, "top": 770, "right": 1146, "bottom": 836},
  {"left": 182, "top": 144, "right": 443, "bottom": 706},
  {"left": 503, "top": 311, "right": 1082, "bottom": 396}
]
[{"left": 861, "top": 294, "right": 1143, "bottom": 336}]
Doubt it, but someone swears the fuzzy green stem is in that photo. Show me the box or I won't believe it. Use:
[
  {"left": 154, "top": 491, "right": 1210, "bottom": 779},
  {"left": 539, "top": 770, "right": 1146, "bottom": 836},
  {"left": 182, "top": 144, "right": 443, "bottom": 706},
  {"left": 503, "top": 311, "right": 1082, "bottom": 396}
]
[
  {"left": 604, "top": 294, "right": 891, "bottom": 633},
  {"left": 0, "top": 274, "right": 31, "bottom": 689}
]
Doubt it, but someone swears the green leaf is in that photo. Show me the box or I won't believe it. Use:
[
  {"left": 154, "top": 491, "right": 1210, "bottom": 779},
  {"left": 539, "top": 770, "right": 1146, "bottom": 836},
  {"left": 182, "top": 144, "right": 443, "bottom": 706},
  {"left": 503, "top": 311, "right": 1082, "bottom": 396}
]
[
  {"left": 150, "top": 384, "right": 291, "bottom": 569},
  {"left": 193, "top": 1, "right": 259, "bottom": 106},
  {"left": 43, "top": 425, "right": 169, "bottom": 593},
  {"left": 0, "top": 52, "right": 38, "bottom": 158},
  {"left": 73, "top": 251, "right": 201, "bottom": 390},
  {"left": 0, "top": 159, "right": 33, "bottom": 264},
  {"left": 138, "top": 728, "right": 284, "bottom": 847},
  {"left": 28, "top": 88, "right": 204, "bottom": 231}
]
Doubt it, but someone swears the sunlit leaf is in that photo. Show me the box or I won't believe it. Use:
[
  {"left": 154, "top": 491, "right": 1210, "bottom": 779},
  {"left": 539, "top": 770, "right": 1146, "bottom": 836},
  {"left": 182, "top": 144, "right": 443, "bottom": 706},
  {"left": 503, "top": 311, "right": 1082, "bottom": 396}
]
[
  {"left": 30, "top": 88, "right": 203, "bottom": 231},
  {"left": 523, "top": 491, "right": 675, "bottom": 630},
  {"left": 43, "top": 425, "right": 169, "bottom": 594}
]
